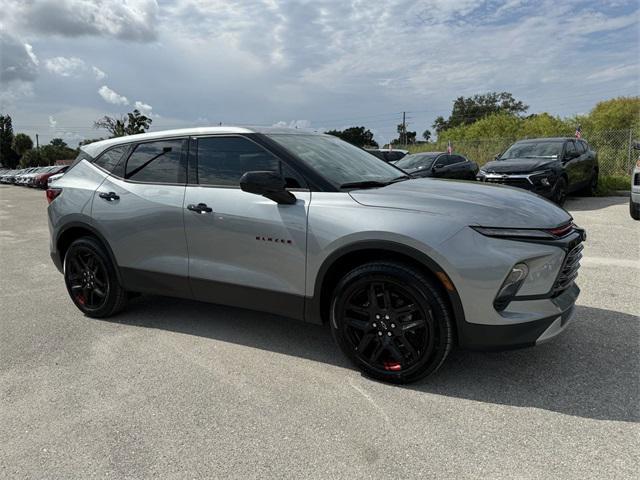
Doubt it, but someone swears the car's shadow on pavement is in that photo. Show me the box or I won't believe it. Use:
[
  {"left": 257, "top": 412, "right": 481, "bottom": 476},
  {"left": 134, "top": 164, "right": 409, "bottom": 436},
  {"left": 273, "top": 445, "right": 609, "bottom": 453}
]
[{"left": 106, "top": 298, "right": 638, "bottom": 423}]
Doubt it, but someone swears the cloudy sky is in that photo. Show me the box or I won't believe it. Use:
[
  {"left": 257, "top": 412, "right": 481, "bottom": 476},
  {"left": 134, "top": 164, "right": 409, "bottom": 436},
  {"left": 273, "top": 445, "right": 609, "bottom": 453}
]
[{"left": 1, "top": 0, "right": 638, "bottom": 146}]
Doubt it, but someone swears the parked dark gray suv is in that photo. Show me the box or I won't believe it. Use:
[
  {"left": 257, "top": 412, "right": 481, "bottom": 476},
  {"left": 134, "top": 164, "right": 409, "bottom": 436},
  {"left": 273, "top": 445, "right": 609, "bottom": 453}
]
[{"left": 47, "top": 127, "right": 585, "bottom": 383}]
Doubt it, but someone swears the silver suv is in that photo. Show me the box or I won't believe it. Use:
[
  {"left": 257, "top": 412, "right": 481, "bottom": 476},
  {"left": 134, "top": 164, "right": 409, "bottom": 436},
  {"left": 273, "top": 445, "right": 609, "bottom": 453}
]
[{"left": 47, "top": 127, "right": 586, "bottom": 383}]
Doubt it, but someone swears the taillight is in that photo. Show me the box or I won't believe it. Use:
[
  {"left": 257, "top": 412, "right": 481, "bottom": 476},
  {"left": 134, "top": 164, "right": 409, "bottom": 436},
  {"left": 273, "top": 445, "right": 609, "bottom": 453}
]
[{"left": 46, "top": 188, "right": 62, "bottom": 204}]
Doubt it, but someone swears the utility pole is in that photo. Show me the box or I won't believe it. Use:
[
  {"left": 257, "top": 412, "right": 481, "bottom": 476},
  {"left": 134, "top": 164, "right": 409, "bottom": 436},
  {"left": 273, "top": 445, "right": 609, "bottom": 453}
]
[
  {"left": 35, "top": 134, "right": 40, "bottom": 165},
  {"left": 402, "top": 112, "right": 406, "bottom": 146}
]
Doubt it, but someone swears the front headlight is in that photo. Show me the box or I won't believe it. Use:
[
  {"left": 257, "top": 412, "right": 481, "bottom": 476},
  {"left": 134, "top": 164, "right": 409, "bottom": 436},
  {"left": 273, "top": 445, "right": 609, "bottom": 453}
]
[
  {"left": 529, "top": 170, "right": 555, "bottom": 187},
  {"left": 494, "top": 263, "right": 529, "bottom": 311}
]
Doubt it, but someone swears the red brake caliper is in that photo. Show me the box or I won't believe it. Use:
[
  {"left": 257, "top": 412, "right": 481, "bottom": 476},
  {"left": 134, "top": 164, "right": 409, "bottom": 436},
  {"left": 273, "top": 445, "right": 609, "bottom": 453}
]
[{"left": 383, "top": 362, "right": 402, "bottom": 371}]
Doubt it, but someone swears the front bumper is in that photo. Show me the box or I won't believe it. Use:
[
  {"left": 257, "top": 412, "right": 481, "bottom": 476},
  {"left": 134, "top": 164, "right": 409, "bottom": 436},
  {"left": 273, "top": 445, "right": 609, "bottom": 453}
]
[
  {"left": 456, "top": 283, "right": 579, "bottom": 350},
  {"left": 477, "top": 173, "right": 555, "bottom": 197}
]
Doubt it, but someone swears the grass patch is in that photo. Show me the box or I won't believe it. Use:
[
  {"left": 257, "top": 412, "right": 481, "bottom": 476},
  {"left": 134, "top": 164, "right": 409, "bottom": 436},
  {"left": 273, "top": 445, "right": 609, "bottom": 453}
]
[{"left": 596, "top": 175, "right": 630, "bottom": 196}]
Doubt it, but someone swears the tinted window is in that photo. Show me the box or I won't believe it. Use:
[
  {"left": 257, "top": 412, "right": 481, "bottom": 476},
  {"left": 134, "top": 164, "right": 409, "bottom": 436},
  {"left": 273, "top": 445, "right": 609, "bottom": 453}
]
[
  {"left": 577, "top": 140, "right": 588, "bottom": 154},
  {"left": 565, "top": 141, "right": 576, "bottom": 156},
  {"left": 501, "top": 141, "right": 563, "bottom": 159},
  {"left": 125, "top": 139, "right": 186, "bottom": 184},
  {"left": 197, "top": 136, "right": 305, "bottom": 188},
  {"left": 94, "top": 146, "right": 127, "bottom": 173},
  {"left": 450, "top": 155, "right": 467, "bottom": 164},
  {"left": 395, "top": 153, "right": 438, "bottom": 170}
]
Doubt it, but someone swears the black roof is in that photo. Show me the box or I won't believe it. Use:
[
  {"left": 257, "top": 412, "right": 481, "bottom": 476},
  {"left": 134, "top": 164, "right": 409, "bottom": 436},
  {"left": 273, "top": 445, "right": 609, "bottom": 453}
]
[{"left": 516, "top": 137, "right": 580, "bottom": 143}]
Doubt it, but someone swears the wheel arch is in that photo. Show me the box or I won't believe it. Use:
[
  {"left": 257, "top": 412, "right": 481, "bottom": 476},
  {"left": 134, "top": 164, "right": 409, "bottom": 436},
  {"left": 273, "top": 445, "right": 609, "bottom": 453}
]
[
  {"left": 305, "top": 240, "right": 466, "bottom": 344},
  {"left": 56, "top": 222, "right": 123, "bottom": 284}
]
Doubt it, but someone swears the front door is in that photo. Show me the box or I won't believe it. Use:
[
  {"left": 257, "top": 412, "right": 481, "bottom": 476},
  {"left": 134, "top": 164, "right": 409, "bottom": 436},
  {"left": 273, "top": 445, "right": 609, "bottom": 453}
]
[{"left": 183, "top": 135, "right": 310, "bottom": 319}]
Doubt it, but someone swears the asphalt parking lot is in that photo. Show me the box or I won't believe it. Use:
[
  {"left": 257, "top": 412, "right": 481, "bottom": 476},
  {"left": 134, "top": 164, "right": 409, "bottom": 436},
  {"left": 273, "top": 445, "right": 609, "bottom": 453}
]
[{"left": 1, "top": 186, "right": 638, "bottom": 479}]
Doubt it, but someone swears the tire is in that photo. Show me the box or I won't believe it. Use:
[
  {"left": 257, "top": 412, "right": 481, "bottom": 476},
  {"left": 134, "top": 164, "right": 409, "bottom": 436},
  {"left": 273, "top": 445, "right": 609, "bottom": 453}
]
[
  {"left": 552, "top": 177, "right": 568, "bottom": 206},
  {"left": 330, "top": 261, "right": 453, "bottom": 384},
  {"left": 582, "top": 170, "right": 598, "bottom": 196},
  {"left": 63, "top": 236, "right": 128, "bottom": 318},
  {"left": 631, "top": 198, "right": 640, "bottom": 220}
]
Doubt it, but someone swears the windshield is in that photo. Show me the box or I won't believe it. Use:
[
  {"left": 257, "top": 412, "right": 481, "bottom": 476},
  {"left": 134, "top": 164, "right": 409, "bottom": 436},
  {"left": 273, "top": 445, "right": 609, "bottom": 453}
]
[
  {"left": 267, "top": 134, "right": 406, "bottom": 187},
  {"left": 500, "top": 141, "right": 563, "bottom": 159},
  {"left": 394, "top": 153, "right": 438, "bottom": 171}
]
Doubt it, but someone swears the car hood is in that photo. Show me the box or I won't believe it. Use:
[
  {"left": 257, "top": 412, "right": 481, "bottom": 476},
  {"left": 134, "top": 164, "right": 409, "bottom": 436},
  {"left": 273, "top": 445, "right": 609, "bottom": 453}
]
[
  {"left": 349, "top": 178, "right": 570, "bottom": 228},
  {"left": 482, "top": 158, "right": 559, "bottom": 173}
]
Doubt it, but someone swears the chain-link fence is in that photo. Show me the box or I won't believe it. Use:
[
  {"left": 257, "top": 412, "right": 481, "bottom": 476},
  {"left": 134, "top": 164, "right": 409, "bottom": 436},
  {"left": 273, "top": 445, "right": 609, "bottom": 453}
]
[{"left": 408, "top": 129, "right": 638, "bottom": 177}]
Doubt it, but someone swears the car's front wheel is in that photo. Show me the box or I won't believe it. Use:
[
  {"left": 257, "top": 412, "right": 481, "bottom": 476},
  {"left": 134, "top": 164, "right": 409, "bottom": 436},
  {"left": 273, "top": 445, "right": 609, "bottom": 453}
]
[
  {"left": 330, "top": 262, "right": 453, "bottom": 384},
  {"left": 552, "top": 177, "right": 568, "bottom": 206},
  {"left": 63, "top": 237, "right": 128, "bottom": 318}
]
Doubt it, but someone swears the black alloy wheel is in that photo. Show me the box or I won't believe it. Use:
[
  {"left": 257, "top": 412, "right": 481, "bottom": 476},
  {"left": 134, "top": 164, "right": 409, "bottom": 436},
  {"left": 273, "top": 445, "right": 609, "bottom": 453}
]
[
  {"left": 553, "top": 177, "right": 568, "bottom": 206},
  {"left": 64, "top": 237, "right": 128, "bottom": 317},
  {"left": 331, "top": 262, "right": 452, "bottom": 384}
]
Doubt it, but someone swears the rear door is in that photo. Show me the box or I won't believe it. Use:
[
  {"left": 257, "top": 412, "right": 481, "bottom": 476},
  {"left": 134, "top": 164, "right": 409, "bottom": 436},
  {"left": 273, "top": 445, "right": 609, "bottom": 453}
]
[
  {"left": 183, "top": 135, "right": 310, "bottom": 319},
  {"left": 562, "top": 140, "right": 583, "bottom": 190},
  {"left": 91, "top": 138, "right": 191, "bottom": 297}
]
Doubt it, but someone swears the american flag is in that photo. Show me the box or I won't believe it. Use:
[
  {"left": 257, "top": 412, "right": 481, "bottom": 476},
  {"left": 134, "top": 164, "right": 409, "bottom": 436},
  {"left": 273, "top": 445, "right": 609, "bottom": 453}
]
[
  {"left": 447, "top": 140, "right": 452, "bottom": 154},
  {"left": 575, "top": 125, "right": 582, "bottom": 139}
]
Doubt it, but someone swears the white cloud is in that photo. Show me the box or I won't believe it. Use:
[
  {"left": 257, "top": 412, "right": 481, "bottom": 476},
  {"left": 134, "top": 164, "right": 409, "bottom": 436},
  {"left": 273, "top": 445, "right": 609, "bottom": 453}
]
[
  {"left": 24, "top": 43, "right": 39, "bottom": 66},
  {"left": 0, "top": 32, "right": 39, "bottom": 82},
  {"left": 48, "top": 115, "right": 57, "bottom": 129},
  {"left": 98, "top": 85, "right": 129, "bottom": 105},
  {"left": 45, "top": 56, "right": 86, "bottom": 77},
  {"left": 134, "top": 100, "right": 156, "bottom": 116},
  {"left": 92, "top": 66, "right": 106, "bottom": 80}
]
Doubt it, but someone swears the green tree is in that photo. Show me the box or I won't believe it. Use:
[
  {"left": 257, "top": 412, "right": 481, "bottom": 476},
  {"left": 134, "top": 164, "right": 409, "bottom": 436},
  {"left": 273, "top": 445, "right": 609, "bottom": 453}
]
[
  {"left": 49, "top": 138, "right": 68, "bottom": 148},
  {"left": 12, "top": 133, "right": 33, "bottom": 156},
  {"left": 325, "top": 126, "right": 378, "bottom": 147},
  {"left": 577, "top": 96, "right": 640, "bottom": 132},
  {"left": 94, "top": 109, "right": 152, "bottom": 137},
  {"left": 422, "top": 129, "right": 431, "bottom": 142},
  {"left": 19, "top": 149, "right": 40, "bottom": 168},
  {"left": 0, "top": 114, "right": 19, "bottom": 168},
  {"left": 391, "top": 123, "right": 416, "bottom": 145},
  {"left": 78, "top": 138, "right": 105, "bottom": 146},
  {"left": 433, "top": 92, "right": 528, "bottom": 134}
]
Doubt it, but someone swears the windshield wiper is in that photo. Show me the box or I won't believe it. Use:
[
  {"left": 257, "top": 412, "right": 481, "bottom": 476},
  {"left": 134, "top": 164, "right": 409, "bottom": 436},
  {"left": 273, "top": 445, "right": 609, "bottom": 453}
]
[
  {"left": 340, "top": 175, "right": 410, "bottom": 190},
  {"left": 340, "top": 180, "right": 390, "bottom": 189}
]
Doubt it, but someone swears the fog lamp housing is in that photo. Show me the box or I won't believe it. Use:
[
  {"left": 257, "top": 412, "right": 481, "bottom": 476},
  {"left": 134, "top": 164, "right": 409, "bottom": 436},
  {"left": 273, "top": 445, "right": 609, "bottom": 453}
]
[{"left": 494, "top": 263, "right": 529, "bottom": 311}]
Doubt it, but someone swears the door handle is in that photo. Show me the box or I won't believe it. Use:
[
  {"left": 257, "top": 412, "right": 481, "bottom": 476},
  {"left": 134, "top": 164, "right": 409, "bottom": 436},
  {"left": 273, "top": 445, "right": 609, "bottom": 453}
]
[
  {"left": 99, "top": 191, "right": 120, "bottom": 201},
  {"left": 187, "top": 203, "right": 213, "bottom": 214}
]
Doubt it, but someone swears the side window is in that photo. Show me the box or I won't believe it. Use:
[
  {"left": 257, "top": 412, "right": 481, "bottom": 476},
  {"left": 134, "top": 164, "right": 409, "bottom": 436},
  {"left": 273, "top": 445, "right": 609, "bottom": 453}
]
[
  {"left": 578, "top": 141, "right": 588, "bottom": 154},
  {"left": 125, "top": 139, "right": 186, "bottom": 184},
  {"left": 435, "top": 155, "right": 456, "bottom": 167},
  {"left": 565, "top": 141, "right": 576, "bottom": 157},
  {"left": 196, "top": 136, "right": 305, "bottom": 188},
  {"left": 450, "top": 154, "right": 466, "bottom": 164},
  {"left": 93, "top": 146, "right": 127, "bottom": 173}
]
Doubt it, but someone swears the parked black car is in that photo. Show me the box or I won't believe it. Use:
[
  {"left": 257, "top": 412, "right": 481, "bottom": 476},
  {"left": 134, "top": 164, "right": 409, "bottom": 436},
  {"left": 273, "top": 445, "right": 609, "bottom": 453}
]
[
  {"left": 394, "top": 152, "right": 479, "bottom": 180},
  {"left": 477, "top": 137, "right": 598, "bottom": 205},
  {"left": 365, "top": 148, "right": 408, "bottom": 163}
]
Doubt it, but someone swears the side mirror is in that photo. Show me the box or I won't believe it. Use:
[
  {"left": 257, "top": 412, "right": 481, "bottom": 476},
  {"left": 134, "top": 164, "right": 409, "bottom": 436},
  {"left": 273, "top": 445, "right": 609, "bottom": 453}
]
[{"left": 240, "top": 171, "right": 297, "bottom": 205}]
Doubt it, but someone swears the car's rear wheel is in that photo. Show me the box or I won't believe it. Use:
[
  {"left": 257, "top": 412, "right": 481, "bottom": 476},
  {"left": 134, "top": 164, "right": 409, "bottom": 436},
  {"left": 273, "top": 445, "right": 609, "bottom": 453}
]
[
  {"left": 63, "top": 237, "right": 127, "bottom": 318},
  {"left": 330, "top": 262, "right": 453, "bottom": 384},
  {"left": 582, "top": 170, "right": 598, "bottom": 196},
  {"left": 552, "top": 177, "right": 568, "bottom": 206}
]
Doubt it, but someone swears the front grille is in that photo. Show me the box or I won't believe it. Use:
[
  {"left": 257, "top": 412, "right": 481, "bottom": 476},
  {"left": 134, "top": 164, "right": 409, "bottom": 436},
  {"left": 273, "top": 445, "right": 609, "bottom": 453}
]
[
  {"left": 484, "top": 177, "right": 532, "bottom": 188},
  {"left": 553, "top": 243, "right": 583, "bottom": 294}
]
